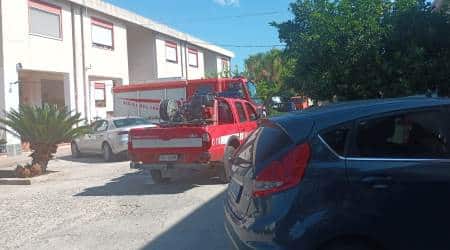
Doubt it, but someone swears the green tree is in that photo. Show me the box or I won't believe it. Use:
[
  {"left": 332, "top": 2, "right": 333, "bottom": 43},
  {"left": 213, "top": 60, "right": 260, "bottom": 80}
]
[
  {"left": 244, "top": 49, "right": 295, "bottom": 102},
  {"left": 232, "top": 64, "right": 241, "bottom": 77},
  {"left": 273, "top": 0, "right": 450, "bottom": 100},
  {"left": 244, "top": 49, "right": 284, "bottom": 84},
  {"left": 0, "top": 105, "right": 89, "bottom": 172}
]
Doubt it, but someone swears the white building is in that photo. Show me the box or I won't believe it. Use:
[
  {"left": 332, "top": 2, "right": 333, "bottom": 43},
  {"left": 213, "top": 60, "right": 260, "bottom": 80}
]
[{"left": 0, "top": 0, "right": 234, "bottom": 155}]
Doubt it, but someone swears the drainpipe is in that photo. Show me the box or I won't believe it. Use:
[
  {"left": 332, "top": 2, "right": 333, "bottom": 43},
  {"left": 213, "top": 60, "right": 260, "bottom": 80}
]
[
  {"left": 184, "top": 39, "right": 189, "bottom": 80},
  {"left": 80, "top": 6, "right": 89, "bottom": 122},
  {"left": 180, "top": 39, "right": 185, "bottom": 79},
  {"left": 70, "top": 4, "right": 78, "bottom": 114}
]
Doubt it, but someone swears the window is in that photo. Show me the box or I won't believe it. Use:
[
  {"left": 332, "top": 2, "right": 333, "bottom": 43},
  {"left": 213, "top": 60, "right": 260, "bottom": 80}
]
[
  {"left": 91, "top": 120, "right": 108, "bottom": 133},
  {"left": 221, "top": 58, "right": 229, "bottom": 76},
  {"left": 188, "top": 48, "right": 199, "bottom": 67},
  {"left": 223, "top": 82, "right": 244, "bottom": 98},
  {"left": 245, "top": 103, "right": 258, "bottom": 121},
  {"left": 246, "top": 81, "right": 263, "bottom": 104},
  {"left": 235, "top": 102, "right": 248, "bottom": 122},
  {"left": 352, "top": 109, "right": 450, "bottom": 158},
  {"left": 165, "top": 41, "right": 178, "bottom": 63},
  {"left": 113, "top": 118, "right": 151, "bottom": 128},
  {"left": 221, "top": 58, "right": 229, "bottom": 70},
  {"left": 255, "top": 126, "right": 292, "bottom": 164},
  {"left": 94, "top": 120, "right": 108, "bottom": 132},
  {"left": 29, "top": 0, "right": 62, "bottom": 39},
  {"left": 321, "top": 126, "right": 350, "bottom": 156},
  {"left": 91, "top": 17, "right": 114, "bottom": 49},
  {"left": 194, "top": 85, "right": 214, "bottom": 95},
  {"left": 218, "top": 101, "right": 234, "bottom": 124},
  {"left": 94, "top": 83, "right": 106, "bottom": 107}
]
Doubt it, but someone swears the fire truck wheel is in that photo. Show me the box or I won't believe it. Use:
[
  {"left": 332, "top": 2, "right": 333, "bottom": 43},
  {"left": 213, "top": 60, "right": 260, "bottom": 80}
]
[
  {"left": 221, "top": 146, "right": 236, "bottom": 183},
  {"left": 150, "top": 170, "right": 164, "bottom": 183}
]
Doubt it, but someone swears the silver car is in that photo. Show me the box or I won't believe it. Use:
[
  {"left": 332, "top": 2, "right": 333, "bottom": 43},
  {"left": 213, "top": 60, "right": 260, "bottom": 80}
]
[{"left": 71, "top": 117, "right": 156, "bottom": 161}]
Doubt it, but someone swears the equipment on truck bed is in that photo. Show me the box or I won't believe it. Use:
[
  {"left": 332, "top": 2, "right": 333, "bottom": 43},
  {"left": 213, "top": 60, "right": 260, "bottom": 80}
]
[
  {"left": 159, "top": 93, "right": 217, "bottom": 124},
  {"left": 128, "top": 97, "right": 260, "bottom": 183},
  {"left": 113, "top": 78, "right": 265, "bottom": 120}
]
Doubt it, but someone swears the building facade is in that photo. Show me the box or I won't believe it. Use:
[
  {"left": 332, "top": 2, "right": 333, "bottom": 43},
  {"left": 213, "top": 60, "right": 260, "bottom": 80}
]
[{"left": 0, "top": 0, "right": 234, "bottom": 155}]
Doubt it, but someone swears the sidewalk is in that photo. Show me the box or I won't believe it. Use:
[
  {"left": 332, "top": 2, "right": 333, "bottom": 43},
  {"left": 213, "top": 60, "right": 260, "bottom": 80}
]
[{"left": 0, "top": 145, "right": 71, "bottom": 169}]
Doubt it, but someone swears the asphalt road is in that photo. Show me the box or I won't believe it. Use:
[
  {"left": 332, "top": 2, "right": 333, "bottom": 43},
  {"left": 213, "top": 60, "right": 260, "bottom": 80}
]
[{"left": 0, "top": 155, "right": 230, "bottom": 250}]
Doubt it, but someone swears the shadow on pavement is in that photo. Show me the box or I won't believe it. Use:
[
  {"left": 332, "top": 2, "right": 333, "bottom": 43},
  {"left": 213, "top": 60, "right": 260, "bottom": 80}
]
[
  {"left": 59, "top": 155, "right": 128, "bottom": 164},
  {"left": 0, "top": 170, "right": 16, "bottom": 178},
  {"left": 141, "top": 191, "right": 230, "bottom": 250},
  {"left": 75, "top": 168, "right": 225, "bottom": 196}
]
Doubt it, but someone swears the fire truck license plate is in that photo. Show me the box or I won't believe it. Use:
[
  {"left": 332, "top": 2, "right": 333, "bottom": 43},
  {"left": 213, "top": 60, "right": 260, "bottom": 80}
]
[{"left": 159, "top": 154, "right": 178, "bottom": 162}]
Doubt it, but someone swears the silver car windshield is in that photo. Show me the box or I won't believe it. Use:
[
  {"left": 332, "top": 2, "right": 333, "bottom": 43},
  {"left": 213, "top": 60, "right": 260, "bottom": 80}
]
[{"left": 113, "top": 118, "right": 151, "bottom": 128}]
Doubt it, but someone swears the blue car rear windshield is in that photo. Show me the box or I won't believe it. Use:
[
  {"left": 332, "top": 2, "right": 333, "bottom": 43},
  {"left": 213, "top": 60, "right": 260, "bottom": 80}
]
[
  {"left": 255, "top": 125, "right": 292, "bottom": 163},
  {"left": 113, "top": 118, "right": 151, "bottom": 128},
  {"left": 234, "top": 125, "right": 292, "bottom": 167}
]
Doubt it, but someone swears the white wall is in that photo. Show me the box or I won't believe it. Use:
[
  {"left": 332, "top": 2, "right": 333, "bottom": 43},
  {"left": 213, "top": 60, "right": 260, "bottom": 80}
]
[
  {"left": 0, "top": 0, "right": 76, "bottom": 119},
  {"left": 186, "top": 46, "right": 205, "bottom": 80},
  {"left": 203, "top": 51, "right": 231, "bottom": 78},
  {"left": 84, "top": 9, "right": 129, "bottom": 84},
  {"left": 127, "top": 25, "right": 157, "bottom": 83},
  {"left": 0, "top": 0, "right": 231, "bottom": 153},
  {"left": 0, "top": 0, "right": 131, "bottom": 152},
  {"left": 82, "top": 9, "right": 129, "bottom": 122},
  {"left": 129, "top": 31, "right": 206, "bottom": 82},
  {"left": 204, "top": 50, "right": 216, "bottom": 77},
  {"left": 155, "top": 35, "right": 182, "bottom": 79}
]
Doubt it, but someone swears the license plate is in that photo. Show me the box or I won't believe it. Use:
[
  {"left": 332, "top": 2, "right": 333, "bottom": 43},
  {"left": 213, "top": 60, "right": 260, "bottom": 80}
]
[
  {"left": 228, "top": 179, "right": 242, "bottom": 203},
  {"left": 159, "top": 154, "right": 178, "bottom": 162}
]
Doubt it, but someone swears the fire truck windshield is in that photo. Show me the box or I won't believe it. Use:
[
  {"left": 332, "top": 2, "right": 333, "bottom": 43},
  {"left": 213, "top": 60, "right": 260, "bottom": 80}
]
[{"left": 246, "top": 81, "right": 262, "bottom": 104}]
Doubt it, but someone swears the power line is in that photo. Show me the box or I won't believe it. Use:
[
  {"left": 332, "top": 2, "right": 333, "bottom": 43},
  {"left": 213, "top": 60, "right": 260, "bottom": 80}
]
[
  {"left": 157, "top": 10, "right": 288, "bottom": 24},
  {"left": 209, "top": 44, "right": 286, "bottom": 48},
  {"left": 187, "top": 41, "right": 287, "bottom": 48}
]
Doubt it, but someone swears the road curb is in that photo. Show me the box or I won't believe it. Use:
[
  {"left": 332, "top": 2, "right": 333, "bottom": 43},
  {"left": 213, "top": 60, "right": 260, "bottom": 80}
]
[{"left": 0, "top": 171, "right": 63, "bottom": 185}]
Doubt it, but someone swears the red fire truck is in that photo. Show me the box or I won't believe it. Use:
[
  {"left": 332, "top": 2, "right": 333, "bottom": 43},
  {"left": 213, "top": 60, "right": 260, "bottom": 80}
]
[
  {"left": 113, "top": 77, "right": 265, "bottom": 120},
  {"left": 128, "top": 95, "right": 259, "bottom": 183}
]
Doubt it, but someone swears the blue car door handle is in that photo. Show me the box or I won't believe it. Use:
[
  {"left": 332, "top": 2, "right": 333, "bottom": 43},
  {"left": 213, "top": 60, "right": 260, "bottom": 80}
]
[{"left": 362, "top": 176, "right": 392, "bottom": 189}]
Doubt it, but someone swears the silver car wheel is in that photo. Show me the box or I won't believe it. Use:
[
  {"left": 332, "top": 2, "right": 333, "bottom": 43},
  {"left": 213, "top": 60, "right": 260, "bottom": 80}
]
[
  {"left": 71, "top": 142, "right": 81, "bottom": 158},
  {"left": 102, "top": 143, "right": 113, "bottom": 162}
]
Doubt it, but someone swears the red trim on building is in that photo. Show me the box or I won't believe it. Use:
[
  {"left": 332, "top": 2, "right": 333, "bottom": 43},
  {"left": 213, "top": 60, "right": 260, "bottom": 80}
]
[
  {"left": 120, "top": 98, "right": 161, "bottom": 104},
  {"left": 91, "top": 17, "right": 113, "bottom": 29},
  {"left": 188, "top": 48, "right": 199, "bottom": 68},
  {"left": 113, "top": 80, "right": 188, "bottom": 93},
  {"left": 29, "top": 0, "right": 61, "bottom": 15},
  {"left": 165, "top": 41, "right": 178, "bottom": 63},
  {"left": 113, "top": 78, "right": 247, "bottom": 94},
  {"left": 95, "top": 83, "right": 105, "bottom": 89}
]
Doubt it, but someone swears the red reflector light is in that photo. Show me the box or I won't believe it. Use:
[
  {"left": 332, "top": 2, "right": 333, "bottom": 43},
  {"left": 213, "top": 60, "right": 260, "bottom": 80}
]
[{"left": 253, "top": 143, "right": 311, "bottom": 198}]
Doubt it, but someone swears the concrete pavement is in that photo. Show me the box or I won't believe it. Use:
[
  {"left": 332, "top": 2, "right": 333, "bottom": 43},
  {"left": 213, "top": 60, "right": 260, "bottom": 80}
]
[
  {"left": 0, "top": 145, "right": 71, "bottom": 169},
  {"left": 0, "top": 155, "right": 230, "bottom": 250}
]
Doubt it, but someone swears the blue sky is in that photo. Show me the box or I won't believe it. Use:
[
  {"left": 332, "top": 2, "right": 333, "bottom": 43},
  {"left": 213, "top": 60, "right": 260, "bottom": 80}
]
[{"left": 104, "top": 0, "right": 293, "bottom": 72}]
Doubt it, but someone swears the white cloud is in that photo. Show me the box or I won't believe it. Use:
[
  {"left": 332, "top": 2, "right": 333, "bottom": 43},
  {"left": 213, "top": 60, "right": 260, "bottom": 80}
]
[{"left": 213, "top": 0, "right": 240, "bottom": 7}]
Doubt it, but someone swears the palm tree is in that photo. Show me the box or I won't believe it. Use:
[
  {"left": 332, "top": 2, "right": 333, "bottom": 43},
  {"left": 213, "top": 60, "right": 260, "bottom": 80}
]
[{"left": 0, "top": 104, "right": 89, "bottom": 172}]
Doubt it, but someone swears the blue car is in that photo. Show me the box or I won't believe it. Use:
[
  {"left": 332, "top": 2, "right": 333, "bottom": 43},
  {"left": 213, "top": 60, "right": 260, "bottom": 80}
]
[{"left": 224, "top": 97, "right": 450, "bottom": 250}]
